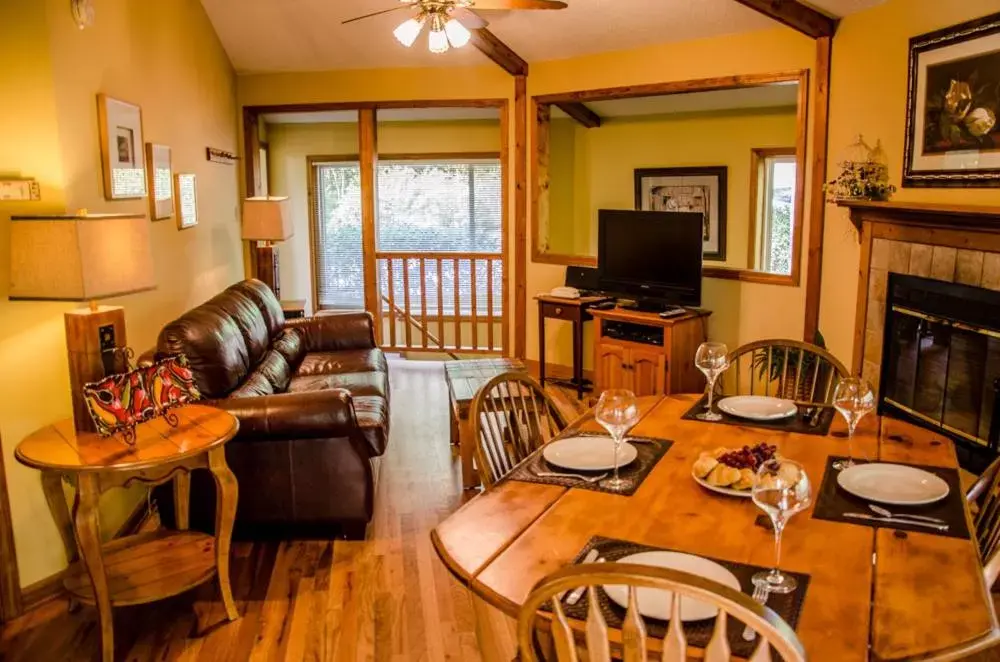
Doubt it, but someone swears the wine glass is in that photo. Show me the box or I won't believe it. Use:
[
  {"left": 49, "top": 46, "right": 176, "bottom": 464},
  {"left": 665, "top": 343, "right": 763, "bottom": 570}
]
[
  {"left": 695, "top": 342, "right": 730, "bottom": 421},
  {"left": 751, "top": 458, "right": 812, "bottom": 594},
  {"left": 594, "top": 389, "right": 640, "bottom": 492},
  {"left": 831, "top": 378, "right": 875, "bottom": 470}
]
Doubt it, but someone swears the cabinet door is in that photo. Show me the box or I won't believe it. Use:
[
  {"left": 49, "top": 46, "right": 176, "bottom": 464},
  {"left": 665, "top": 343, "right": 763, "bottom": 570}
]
[
  {"left": 630, "top": 348, "right": 666, "bottom": 397},
  {"left": 596, "top": 343, "right": 629, "bottom": 393}
]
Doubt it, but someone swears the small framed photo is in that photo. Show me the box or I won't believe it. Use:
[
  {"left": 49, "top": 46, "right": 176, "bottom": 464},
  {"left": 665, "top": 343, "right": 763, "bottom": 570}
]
[
  {"left": 174, "top": 173, "right": 198, "bottom": 229},
  {"left": 145, "top": 144, "right": 173, "bottom": 220},
  {"left": 635, "top": 166, "right": 728, "bottom": 261},
  {"left": 903, "top": 12, "right": 1000, "bottom": 188},
  {"left": 98, "top": 94, "right": 147, "bottom": 200}
]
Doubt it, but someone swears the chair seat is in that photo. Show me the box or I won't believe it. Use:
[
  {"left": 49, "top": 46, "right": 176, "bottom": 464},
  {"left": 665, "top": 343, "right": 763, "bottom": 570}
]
[{"left": 288, "top": 371, "right": 388, "bottom": 399}]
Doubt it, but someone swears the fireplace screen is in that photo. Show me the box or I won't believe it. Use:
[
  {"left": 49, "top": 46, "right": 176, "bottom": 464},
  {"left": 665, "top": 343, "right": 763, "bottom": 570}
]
[{"left": 881, "top": 274, "right": 1000, "bottom": 454}]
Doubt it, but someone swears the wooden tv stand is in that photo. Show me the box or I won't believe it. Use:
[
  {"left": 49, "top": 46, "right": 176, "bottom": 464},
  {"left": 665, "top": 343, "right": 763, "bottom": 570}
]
[{"left": 591, "top": 307, "right": 711, "bottom": 397}]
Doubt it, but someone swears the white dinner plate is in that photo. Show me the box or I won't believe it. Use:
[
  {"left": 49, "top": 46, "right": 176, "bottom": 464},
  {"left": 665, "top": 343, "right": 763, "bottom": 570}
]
[
  {"left": 691, "top": 470, "right": 752, "bottom": 499},
  {"left": 604, "top": 551, "right": 741, "bottom": 621},
  {"left": 542, "top": 436, "right": 638, "bottom": 472},
  {"left": 717, "top": 395, "right": 798, "bottom": 421},
  {"left": 837, "top": 463, "right": 950, "bottom": 506}
]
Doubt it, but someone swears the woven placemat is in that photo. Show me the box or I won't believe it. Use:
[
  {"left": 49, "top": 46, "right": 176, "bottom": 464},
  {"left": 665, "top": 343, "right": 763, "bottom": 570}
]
[
  {"left": 545, "top": 536, "right": 810, "bottom": 658},
  {"left": 506, "top": 435, "right": 672, "bottom": 496},
  {"left": 682, "top": 395, "right": 835, "bottom": 436},
  {"left": 812, "top": 456, "right": 970, "bottom": 539}
]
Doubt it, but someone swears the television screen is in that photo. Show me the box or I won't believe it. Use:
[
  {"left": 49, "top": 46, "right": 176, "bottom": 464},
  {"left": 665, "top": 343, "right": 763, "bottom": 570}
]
[{"left": 597, "top": 210, "right": 703, "bottom": 307}]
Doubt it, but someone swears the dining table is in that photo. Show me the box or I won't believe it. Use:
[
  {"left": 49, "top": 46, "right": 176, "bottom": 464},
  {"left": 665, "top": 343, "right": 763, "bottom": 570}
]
[{"left": 431, "top": 394, "right": 999, "bottom": 661}]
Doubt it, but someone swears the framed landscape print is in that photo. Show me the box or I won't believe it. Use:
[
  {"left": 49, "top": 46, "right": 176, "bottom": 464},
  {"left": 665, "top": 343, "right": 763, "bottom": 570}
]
[
  {"left": 174, "top": 173, "right": 198, "bottom": 229},
  {"left": 145, "top": 144, "right": 173, "bottom": 220},
  {"left": 634, "top": 166, "right": 727, "bottom": 261},
  {"left": 97, "top": 94, "right": 147, "bottom": 200},
  {"left": 903, "top": 12, "right": 1000, "bottom": 188}
]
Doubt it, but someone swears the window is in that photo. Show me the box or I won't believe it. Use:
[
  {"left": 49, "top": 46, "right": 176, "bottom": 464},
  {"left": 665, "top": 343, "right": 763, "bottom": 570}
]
[
  {"left": 752, "top": 149, "right": 797, "bottom": 276},
  {"left": 311, "top": 157, "right": 503, "bottom": 315}
]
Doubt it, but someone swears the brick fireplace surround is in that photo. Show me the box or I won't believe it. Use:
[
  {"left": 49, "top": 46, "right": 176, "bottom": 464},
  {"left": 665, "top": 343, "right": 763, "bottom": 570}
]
[{"left": 843, "top": 201, "right": 1000, "bottom": 394}]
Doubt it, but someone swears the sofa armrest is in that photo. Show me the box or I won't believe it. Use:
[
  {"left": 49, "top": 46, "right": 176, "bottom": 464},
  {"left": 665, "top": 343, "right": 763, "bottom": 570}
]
[
  {"left": 137, "top": 348, "right": 157, "bottom": 367},
  {"left": 284, "top": 311, "right": 376, "bottom": 352},
  {"left": 212, "top": 390, "right": 375, "bottom": 456}
]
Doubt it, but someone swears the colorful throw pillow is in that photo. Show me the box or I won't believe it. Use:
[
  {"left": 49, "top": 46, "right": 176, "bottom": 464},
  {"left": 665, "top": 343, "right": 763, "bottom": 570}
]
[
  {"left": 141, "top": 354, "right": 202, "bottom": 414},
  {"left": 83, "top": 369, "right": 155, "bottom": 438}
]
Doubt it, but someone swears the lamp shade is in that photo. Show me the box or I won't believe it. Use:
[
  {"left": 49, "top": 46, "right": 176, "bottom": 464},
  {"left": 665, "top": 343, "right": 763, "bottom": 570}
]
[
  {"left": 9, "top": 213, "right": 156, "bottom": 301},
  {"left": 242, "top": 196, "right": 293, "bottom": 241}
]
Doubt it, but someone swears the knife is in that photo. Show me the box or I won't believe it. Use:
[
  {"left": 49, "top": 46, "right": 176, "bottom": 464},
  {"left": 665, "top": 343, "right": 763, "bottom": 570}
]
[
  {"left": 564, "top": 549, "right": 600, "bottom": 605},
  {"left": 844, "top": 512, "right": 949, "bottom": 532}
]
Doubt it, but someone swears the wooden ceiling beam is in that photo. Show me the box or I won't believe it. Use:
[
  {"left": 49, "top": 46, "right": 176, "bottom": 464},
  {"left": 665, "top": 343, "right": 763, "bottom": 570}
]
[
  {"left": 469, "top": 28, "right": 528, "bottom": 76},
  {"left": 730, "top": 0, "right": 838, "bottom": 38},
  {"left": 554, "top": 102, "right": 601, "bottom": 128}
]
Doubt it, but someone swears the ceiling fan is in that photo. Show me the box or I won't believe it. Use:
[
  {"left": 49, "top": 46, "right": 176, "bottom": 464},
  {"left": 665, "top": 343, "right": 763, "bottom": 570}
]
[{"left": 342, "top": 0, "right": 568, "bottom": 54}]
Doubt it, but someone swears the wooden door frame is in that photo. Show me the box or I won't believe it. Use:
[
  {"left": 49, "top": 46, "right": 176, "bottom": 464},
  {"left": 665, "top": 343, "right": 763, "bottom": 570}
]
[{"left": 244, "top": 98, "right": 518, "bottom": 356}]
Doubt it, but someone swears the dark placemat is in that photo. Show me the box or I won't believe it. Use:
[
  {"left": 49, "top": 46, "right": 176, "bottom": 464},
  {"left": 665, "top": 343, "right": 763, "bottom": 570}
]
[
  {"left": 506, "top": 435, "right": 672, "bottom": 496},
  {"left": 682, "top": 394, "right": 835, "bottom": 436},
  {"left": 546, "top": 536, "right": 810, "bottom": 659},
  {"left": 812, "top": 456, "right": 970, "bottom": 539}
]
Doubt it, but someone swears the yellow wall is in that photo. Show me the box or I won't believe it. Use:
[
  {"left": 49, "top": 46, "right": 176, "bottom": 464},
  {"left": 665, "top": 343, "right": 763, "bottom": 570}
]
[
  {"left": 545, "top": 107, "right": 800, "bottom": 264},
  {"left": 267, "top": 118, "right": 502, "bottom": 305},
  {"left": 0, "top": 0, "right": 240, "bottom": 586},
  {"left": 820, "top": 0, "right": 1000, "bottom": 366}
]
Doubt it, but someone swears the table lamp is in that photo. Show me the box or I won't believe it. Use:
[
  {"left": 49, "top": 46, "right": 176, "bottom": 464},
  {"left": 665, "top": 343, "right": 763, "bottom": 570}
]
[
  {"left": 242, "top": 196, "right": 293, "bottom": 298},
  {"left": 9, "top": 212, "right": 156, "bottom": 433}
]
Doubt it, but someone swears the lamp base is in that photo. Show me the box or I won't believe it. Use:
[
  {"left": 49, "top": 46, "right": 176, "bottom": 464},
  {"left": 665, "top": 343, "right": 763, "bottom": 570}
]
[
  {"left": 65, "top": 305, "right": 127, "bottom": 433},
  {"left": 254, "top": 243, "right": 281, "bottom": 298}
]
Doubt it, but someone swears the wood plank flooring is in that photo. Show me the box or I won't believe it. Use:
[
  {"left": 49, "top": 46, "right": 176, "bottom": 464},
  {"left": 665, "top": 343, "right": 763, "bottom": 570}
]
[{"left": 0, "top": 358, "right": 587, "bottom": 662}]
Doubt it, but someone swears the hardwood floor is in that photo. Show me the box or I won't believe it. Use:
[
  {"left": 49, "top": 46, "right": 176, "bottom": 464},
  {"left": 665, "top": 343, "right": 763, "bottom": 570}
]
[{"left": 0, "top": 358, "right": 587, "bottom": 662}]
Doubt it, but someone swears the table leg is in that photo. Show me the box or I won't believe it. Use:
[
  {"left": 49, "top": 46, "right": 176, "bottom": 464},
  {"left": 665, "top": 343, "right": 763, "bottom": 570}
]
[
  {"left": 173, "top": 471, "right": 190, "bottom": 531},
  {"left": 41, "top": 472, "right": 76, "bottom": 565},
  {"left": 573, "top": 319, "right": 583, "bottom": 400},
  {"left": 208, "top": 448, "right": 239, "bottom": 622},
  {"left": 460, "top": 414, "right": 478, "bottom": 490},
  {"left": 538, "top": 310, "right": 546, "bottom": 386},
  {"left": 73, "top": 473, "right": 113, "bottom": 662}
]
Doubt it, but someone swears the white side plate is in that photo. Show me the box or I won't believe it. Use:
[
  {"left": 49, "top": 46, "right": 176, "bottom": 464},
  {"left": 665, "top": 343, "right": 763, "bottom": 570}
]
[
  {"left": 717, "top": 395, "right": 798, "bottom": 421},
  {"left": 837, "top": 463, "right": 950, "bottom": 506},
  {"left": 604, "top": 551, "right": 741, "bottom": 621},
  {"left": 542, "top": 436, "right": 638, "bottom": 472}
]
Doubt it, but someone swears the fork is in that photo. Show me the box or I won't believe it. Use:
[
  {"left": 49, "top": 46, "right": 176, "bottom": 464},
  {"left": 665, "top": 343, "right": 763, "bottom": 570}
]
[
  {"left": 742, "top": 583, "right": 769, "bottom": 641},
  {"left": 534, "top": 470, "right": 608, "bottom": 483}
]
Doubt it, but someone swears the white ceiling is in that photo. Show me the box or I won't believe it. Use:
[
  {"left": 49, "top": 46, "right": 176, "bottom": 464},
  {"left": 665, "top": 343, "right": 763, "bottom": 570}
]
[{"left": 200, "top": 0, "right": 886, "bottom": 74}]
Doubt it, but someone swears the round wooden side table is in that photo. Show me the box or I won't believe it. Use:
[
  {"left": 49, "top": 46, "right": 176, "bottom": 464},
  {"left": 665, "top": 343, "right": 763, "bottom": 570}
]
[{"left": 15, "top": 404, "right": 240, "bottom": 662}]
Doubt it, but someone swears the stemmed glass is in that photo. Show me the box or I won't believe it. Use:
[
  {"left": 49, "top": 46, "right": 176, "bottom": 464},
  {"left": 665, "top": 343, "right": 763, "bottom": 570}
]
[
  {"left": 751, "top": 458, "right": 812, "bottom": 594},
  {"left": 831, "top": 378, "right": 876, "bottom": 470},
  {"left": 594, "top": 389, "right": 640, "bottom": 492},
  {"left": 695, "top": 342, "right": 730, "bottom": 421}
]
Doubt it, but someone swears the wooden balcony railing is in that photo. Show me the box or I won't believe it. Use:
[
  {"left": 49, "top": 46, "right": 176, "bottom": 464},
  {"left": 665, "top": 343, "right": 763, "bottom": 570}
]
[{"left": 374, "top": 251, "right": 505, "bottom": 354}]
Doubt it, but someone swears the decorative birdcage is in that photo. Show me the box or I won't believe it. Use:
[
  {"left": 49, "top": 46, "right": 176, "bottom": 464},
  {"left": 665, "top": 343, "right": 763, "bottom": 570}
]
[{"left": 825, "top": 135, "right": 896, "bottom": 202}]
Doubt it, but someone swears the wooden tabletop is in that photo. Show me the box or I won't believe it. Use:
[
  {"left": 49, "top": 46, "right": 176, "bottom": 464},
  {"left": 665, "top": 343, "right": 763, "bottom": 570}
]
[
  {"left": 535, "top": 294, "right": 611, "bottom": 307},
  {"left": 431, "top": 395, "right": 997, "bottom": 661},
  {"left": 15, "top": 404, "right": 238, "bottom": 473}
]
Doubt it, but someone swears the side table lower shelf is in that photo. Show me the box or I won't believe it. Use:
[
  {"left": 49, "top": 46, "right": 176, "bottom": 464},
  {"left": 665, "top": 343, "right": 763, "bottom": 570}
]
[{"left": 64, "top": 530, "right": 217, "bottom": 607}]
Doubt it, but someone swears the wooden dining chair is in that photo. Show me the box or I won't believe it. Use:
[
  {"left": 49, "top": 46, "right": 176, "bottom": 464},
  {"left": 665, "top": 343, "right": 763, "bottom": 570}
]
[
  {"left": 517, "top": 563, "right": 806, "bottom": 662},
  {"left": 967, "top": 458, "right": 1000, "bottom": 588},
  {"left": 469, "top": 371, "right": 568, "bottom": 489},
  {"left": 719, "top": 339, "right": 850, "bottom": 407}
]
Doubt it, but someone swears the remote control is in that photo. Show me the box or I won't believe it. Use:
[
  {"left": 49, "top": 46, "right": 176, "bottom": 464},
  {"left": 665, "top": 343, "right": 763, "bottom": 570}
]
[{"left": 658, "top": 306, "right": 687, "bottom": 318}]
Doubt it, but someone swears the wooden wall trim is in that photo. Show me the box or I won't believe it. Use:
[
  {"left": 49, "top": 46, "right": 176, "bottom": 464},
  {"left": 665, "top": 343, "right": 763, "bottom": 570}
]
[
  {"left": 554, "top": 102, "right": 601, "bottom": 128},
  {"left": 359, "top": 109, "right": 380, "bottom": 344},
  {"left": 244, "top": 99, "right": 506, "bottom": 115},
  {"left": 851, "top": 222, "right": 873, "bottom": 376},
  {"left": 0, "top": 433, "right": 22, "bottom": 621},
  {"left": 803, "top": 36, "right": 832, "bottom": 342},
  {"left": 500, "top": 100, "right": 512, "bottom": 358},
  {"left": 729, "top": 0, "right": 838, "bottom": 38},
  {"left": 470, "top": 28, "right": 529, "bottom": 76},
  {"left": 514, "top": 75, "right": 528, "bottom": 359}
]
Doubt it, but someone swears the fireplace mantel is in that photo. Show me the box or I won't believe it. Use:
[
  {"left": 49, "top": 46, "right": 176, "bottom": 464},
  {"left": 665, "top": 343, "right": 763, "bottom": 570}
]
[{"left": 838, "top": 200, "right": 1000, "bottom": 236}]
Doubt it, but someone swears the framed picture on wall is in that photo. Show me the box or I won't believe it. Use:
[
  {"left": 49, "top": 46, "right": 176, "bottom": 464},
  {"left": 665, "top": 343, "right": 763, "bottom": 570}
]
[
  {"left": 903, "top": 11, "right": 1000, "bottom": 188},
  {"left": 174, "top": 173, "right": 198, "bottom": 229},
  {"left": 145, "top": 144, "right": 173, "bottom": 220},
  {"left": 634, "top": 166, "right": 728, "bottom": 261},
  {"left": 97, "top": 94, "right": 147, "bottom": 200}
]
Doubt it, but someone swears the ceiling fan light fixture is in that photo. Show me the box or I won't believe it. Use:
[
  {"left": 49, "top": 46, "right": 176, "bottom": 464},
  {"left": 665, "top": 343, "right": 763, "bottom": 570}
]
[
  {"left": 428, "top": 13, "right": 449, "bottom": 54},
  {"left": 444, "top": 17, "right": 471, "bottom": 48},
  {"left": 393, "top": 15, "right": 426, "bottom": 47}
]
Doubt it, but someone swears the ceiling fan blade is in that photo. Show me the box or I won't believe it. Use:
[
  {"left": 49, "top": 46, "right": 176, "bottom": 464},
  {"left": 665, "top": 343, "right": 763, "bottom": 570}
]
[
  {"left": 451, "top": 7, "right": 489, "bottom": 29},
  {"left": 470, "top": 0, "right": 567, "bottom": 9},
  {"left": 341, "top": 5, "right": 412, "bottom": 24}
]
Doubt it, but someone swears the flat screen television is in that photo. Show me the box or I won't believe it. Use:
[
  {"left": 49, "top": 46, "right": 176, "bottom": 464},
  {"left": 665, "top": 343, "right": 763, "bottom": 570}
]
[{"left": 597, "top": 209, "right": 703, "bottom": 308}]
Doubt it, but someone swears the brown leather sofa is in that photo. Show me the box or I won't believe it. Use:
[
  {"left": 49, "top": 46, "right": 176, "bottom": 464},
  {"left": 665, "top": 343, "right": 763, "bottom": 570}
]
[{"left": 147, "top": 279, "right": 389, "bottom": 539}]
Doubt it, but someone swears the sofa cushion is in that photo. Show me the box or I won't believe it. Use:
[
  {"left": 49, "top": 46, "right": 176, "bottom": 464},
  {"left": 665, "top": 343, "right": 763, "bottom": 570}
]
[
  {"left": 227, "top": 279, "right": 286, "bottom": 337},
  {"left": 296, "top": 349, "right": 387, "bottom": 377},
  {"left": 288, "top": 371, "right": 388, "bottom": 399},
  {"left": 271, "top": 328, "right": 305, "bottom": 371},
  {"left": 205, "top": 289, "right": 271, "bottom": 366},
  {"left": 353, "top": 395, "right": 389, "bottom": 456},
  {"left": 257, "top": 350, "right": 292, "bottom": 393},
  {"left": 228, "top": 371, "right": 274, "bottom": 398},
  {"left": 157, "top": 307, "right": 249, "bottom": 398}
]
